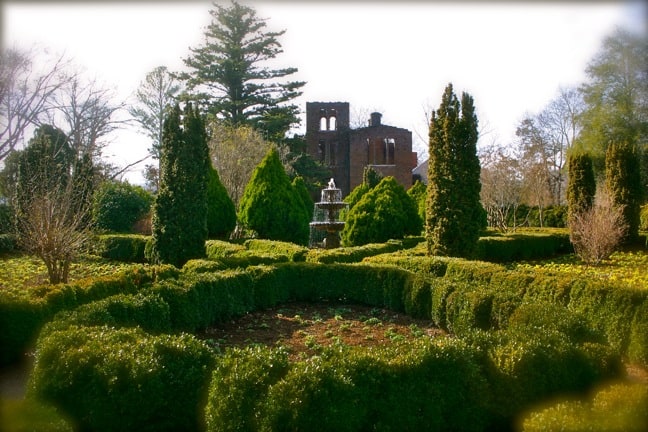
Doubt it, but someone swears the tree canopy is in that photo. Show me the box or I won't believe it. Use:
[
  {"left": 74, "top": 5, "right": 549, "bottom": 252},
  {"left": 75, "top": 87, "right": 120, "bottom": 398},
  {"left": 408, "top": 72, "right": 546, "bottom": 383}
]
[
  {"left": 150, "top": 103, "right": 210, "bottom": 267},
  {"left": 181, "top": 0, "right": 305, "bottom": 141},
  {"left": 426, "top": 83, "right": 484, "bottom": 258}
]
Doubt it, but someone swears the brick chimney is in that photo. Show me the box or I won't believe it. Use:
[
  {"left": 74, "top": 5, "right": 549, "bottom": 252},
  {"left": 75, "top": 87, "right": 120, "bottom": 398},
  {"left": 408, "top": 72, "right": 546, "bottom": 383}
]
[{"left": 369, "top": 112, "right": 382, "bottom": 127}]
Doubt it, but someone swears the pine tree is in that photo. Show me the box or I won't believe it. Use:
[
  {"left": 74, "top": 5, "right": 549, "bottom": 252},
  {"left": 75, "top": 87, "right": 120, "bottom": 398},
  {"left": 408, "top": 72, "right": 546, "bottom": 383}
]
[
  {"left": 605, "top": 140, "right": 643, "bottom": 242},
  {"left": 567, "top": 151, "right": 596, "bottom": 218},
  {"left": 206, "top": 166, "right": 236, "bottom": 239},
  {"left": 238, "top": 147, "right": 309, "bottom": 245},
  {"left": 426, "top": 83, "right": 483, "bottom": 258},
  {"left": 150, "top": 103, "right": 210, "bottom": 266},
  {"left": 292, "top": 175, "right": 314, "bottom": 221},
  {"left": 181, "top": 1, "right": 305, "bottom": 141},
  {"left": 407, "top": 180, "right": 427, "bottom": 225}
]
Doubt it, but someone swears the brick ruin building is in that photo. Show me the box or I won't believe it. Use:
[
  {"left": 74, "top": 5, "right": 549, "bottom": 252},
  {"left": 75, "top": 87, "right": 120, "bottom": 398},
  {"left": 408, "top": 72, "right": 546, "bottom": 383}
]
[{"left": 304, "top": 101, "right": 418, "bottom": 196}]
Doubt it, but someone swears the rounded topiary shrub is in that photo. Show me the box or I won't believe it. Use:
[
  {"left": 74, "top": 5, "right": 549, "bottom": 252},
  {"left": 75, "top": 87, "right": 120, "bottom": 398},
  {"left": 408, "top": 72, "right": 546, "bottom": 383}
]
[
  {"left": 29, "top": 326, "right": 214, "bottom": 432},
  {"left": 92, "top": 181, "right": 153, "bottom": 233}
]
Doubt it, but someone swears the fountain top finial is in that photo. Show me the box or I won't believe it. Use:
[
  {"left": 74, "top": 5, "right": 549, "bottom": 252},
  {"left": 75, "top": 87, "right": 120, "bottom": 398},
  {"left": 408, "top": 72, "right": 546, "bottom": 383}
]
[{"left": 328, "top": 178, "right": 336, "bottom": 189}]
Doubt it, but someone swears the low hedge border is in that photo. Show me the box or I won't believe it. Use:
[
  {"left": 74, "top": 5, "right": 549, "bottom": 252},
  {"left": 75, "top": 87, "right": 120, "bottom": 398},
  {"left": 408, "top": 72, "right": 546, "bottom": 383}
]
[
  {"left": 0, "top": 264, "right": 178, "bottom": 366},
  {"left": 27, "top": 261, "right": 626, "bottom": 431}
]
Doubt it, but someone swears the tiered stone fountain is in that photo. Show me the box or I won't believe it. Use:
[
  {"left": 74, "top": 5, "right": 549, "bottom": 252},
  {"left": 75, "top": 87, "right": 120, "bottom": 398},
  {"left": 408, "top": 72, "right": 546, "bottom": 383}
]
[{"left": 309, "top": 178, "right": 348, "bottom": 249}]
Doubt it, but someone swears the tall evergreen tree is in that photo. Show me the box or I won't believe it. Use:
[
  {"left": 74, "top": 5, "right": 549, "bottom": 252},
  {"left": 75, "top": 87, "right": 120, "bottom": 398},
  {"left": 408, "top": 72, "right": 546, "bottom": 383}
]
[
  {"left": 605, "top": 140, "right": 643, "bottom": 242},
  {"left": 181, "top": 1, "right": 305, "bottom": 141},
  {"left": 567, "top": 151, "right": 596, "bottom": 218},
  {"left": 238, "top": 147, "right": 309, "bottom": 245},
  {"left": 426, "top": 83, "right": 483, "bottom": 258},
  {"left": 150, "top": 103, "right": 210, "bottom": 266}
]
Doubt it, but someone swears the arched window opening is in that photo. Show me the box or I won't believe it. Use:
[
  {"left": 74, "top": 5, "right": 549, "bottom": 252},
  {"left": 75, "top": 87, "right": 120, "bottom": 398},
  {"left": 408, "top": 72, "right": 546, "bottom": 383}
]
[
  {"left": 385, "top": 138, "right": 395, "bottom": 165},
  {"left": 329, "top": 116, "right": 337, "bottom": 131},
  {"left": 319, "top": 117, "right": 327, "bottom": 131}
]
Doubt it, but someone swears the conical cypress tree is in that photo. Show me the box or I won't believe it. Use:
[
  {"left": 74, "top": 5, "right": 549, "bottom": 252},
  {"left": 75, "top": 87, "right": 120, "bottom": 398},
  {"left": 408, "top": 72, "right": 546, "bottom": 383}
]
[
  {"left": 206, "top": 166, "right": 236, "bottom": 239},
  {"left": 150, "top": 103, "right": 209, "bottom": 266},
  {"left": 238, "top": 147, "right": 310, "bottom": 245},
  {"left": 567, "top": 151, "right": 596, "bottom": 218},
  {"left": 426, "top": 83, "right": 482, "bottom": 258},
  {"left": 292, "top": 175, "right": 314, "bottom": 221},
  {"left": 606, "top": 140, "right": 643, "bottom": 242},
  {"left": 342, "top": 176, "right": 421, "bottom": 247}
]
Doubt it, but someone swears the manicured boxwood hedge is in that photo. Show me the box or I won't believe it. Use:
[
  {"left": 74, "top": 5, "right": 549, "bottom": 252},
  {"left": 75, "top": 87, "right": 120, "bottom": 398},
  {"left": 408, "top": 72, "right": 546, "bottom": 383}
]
[
  {"left": 29, "top": 326, "right": 214, "bottom": 432},
  {"left": 92, "top": 234, "right": 149, "bottom": 263},
  {"left": 0, "top": 264, "right": 178, "bottom": 366}
]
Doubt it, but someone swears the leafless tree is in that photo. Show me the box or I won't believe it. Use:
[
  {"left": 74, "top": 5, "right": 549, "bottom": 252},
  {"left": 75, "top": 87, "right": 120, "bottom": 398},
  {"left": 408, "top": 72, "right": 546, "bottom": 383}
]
[
  {"left": 0, "top": 47, "right": 71, "bottom": 160},
  {"left": 569, "top": 184, "right": 626, "bottom": 265},
  {"left": 517, "top": 87, "right": 584, "bottom": 205},
  {"left": 46, "top": 73, "right": 128, "bottom": 160},
  {"left": 209, "top": 121, "right": 271, "bottom": 207},
  {"left": 16, "top": 179, "right": 92, "bottom": 284},
  {"left": 479, "top": 143, "right": 523, "bottom": 232}
]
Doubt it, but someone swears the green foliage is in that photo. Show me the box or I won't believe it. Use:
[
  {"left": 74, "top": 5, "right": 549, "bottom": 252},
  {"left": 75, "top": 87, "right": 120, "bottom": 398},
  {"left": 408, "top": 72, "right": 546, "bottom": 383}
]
[
  {"left": 475, "top": 231, "right": 573, "bottom": 262},
  {"left": 606, "top": 140, "right": 643, "bottom": 242},
  {"left": 150, "top": 103, "right": 210, "bottom": 267},
  {"left": 92, "top": 234, "right": 149, "bottom": 263},
  {"left": 29, "top": 326, "right": 214, "bottom": 432},
  {"left": 407, "top": 180, "right": 427, "bottom": 223},
  {"left": 567, "top": 151, "right": 596, "bottom": 217},
  {"left": 205, "top": 346, "right": 291, "bottom": 432},
  {"left": 0, "top": 233, "right": 17, "bottom": 253},
  {"left": 244, "top": 239, "right": 308, "bottom": 262},
  {"left": 341, "top": 176, "right": 422, "bottom": 246},
  {"left": 42, "top": 293, "right": 172, "bottom": 336},
  {"left": 238, "top": 148, "right": 310, "bottom": 245},
  {"left": 306, "top": 239, "right": 406, "bottom": 264},
  {"left": 521, "top": 382, "right": 648, "bottom": 432},
  {"left": 205, "top": 339, "right": 490, "bottom": 432},
  {"left": 0, "top": 397, "right": 74, "bottom": 431},
  {"left": 426, "top": 83, "right": 483, "bottom": 258},
  {"left": 0, "top": 202, "right": 13, "bottom": 234},
  {"left": 641, "top": 204, "right": 648, "bottom": 231},
  {"left": 292, "top": 175, "right": 314, "bottom": 220},
  {"left": 205, "top": 239, "right": 246, "bottom": 259},
  {"left": 92, "top": 181, "right": 153, "bottom": 233},
  {"left": 206, "top": 166, "right": 236, "bottom": 239},
  {"left": 628, "top": 299, "right": 648, "bottom": 365},
  {"left": 181, "top": 1, "right": 304, "bottom": 139}
]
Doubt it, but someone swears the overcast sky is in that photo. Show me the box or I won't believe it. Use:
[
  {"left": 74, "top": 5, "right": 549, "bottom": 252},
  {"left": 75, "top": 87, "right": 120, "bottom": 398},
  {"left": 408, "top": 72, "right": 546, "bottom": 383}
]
[{"left": 3, "top": 1, "right": 646, "bottom": 184}]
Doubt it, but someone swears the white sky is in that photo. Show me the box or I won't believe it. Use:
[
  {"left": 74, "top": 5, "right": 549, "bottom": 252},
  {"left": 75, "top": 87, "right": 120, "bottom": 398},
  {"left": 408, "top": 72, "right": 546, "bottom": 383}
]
[{"left": 2, "top": 1, "right": 646, "bottom": 184}]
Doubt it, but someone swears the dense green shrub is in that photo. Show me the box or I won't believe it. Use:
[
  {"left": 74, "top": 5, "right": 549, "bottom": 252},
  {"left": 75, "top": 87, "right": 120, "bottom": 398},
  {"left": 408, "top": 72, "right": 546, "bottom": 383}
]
[
  {"left": 205, "top": 239, "right": 246, "bottom": 259},
  {"left": 205, "top": 346, "right": 291, "bottom": 432},
  {"left": 206, "top": 166, "right": 236, "bottom": 239},
  {"left": 341, "top": 176, "right": 422, "bottom": 247},
  {"left": 92, "top": 234, "right": 149, "bottom": 263},
  {"left": 568, "top": 281, "right": 644, "bottom": 354},
  {"left": 152, "top": 270, "right": 255, "bottom": 331},
  {"left": 244, "top": 239, "right": 308, "bottom": 262},
  {"left": 307, "top": 239, "right": 405, "bottom": 264},
  {"left": 0, "top": 202, "right": 13, "bottom": 233},
  {"left": 0, "top": 397, "right": 74, "bottom": 431},
  {"left": 29, "top": 326, "right": 214, "bottom": 432},
  {"left": 182, "top": 259, "right": 226, "bottom": 274},
  {"left": 628, "top": 299, "right": 648, "bottom": 365},
  {"left": 150, "top": 103, "right": 210, "bottom": 267},
  {"left": 238, "top": 148, "right": 310, "bottom": 245},
  {"left": 0, "top": 265, "right": 177, "bottom": 366},
  {"left": 92, "top": 181, "right": 153, "bottom": 233},
  {"left": 41, "top": 293, "right": 172, "bottom": 336},
  {"left": 641, "top": 204, "right": 648, "bottom": 231},
  {"left": 606, "top": 140, "right": 643, "bottom": 242},
  {"left": 476, "top": 231, "right": 572, "bottom": 262},
  {"left": 521, "top": 382, "right": 648, "bottom": 432},
  {"left": 407, "top": 179, "right": 427, "bottom": 223},
  {"left": 206, "top": 339, "right": 491, "bottom": 432},
  {"left": 0, "top": 233, "right": 17, "bottom": 253}
]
